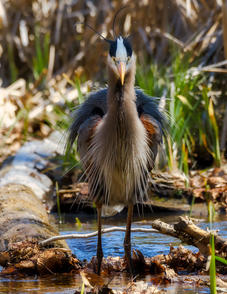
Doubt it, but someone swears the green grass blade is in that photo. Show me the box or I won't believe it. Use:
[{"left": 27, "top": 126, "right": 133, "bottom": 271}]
[
  {"left": 215, "top": 256, "right": 227, "bottom": 265},
  {"left": 208, "top": 99, "right": 221, "bottom": 166},
  {"left": 208, "top": 201, "right": 215, "bottom": 230},
  {"left": 80, "top": 282, "right": 85, "bottom": 294},
  {"left": 56, "top": 182, "right": 62, "bottom": 224},
  {"left": 7, "top": 43, "right": 18, "bottom": 82},
  {"left": 75, "top": 78, "right": 84, "bottom": 104},
  {"left": 210, "top": 233, "right": 217, "bottom": 294},
  {"left": 189, "top": 195, "right": 195, "bottom": 217}
]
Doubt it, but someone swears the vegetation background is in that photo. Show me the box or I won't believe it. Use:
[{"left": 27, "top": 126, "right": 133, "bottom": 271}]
[{"left": 0, "top": 0, "right": 227, "bottom": 174}]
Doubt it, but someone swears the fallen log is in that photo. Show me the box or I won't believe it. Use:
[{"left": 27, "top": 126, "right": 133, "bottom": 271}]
[
  {"left": 0, "top": 184, "right": 80, "bottom": 275},
  {"left": 0, "top": 184, "right": 81, "bottom": 275},
  {"left": 0, "top": 133, "right": 81, "bottom": 275},
  {"left": 0, "top": 184, "right": 67, "bottom": 250}
]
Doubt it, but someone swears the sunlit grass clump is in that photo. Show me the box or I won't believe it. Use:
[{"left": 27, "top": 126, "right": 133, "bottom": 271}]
[{"left": 136, "top": 52, "right": 221, "bottom": 175}]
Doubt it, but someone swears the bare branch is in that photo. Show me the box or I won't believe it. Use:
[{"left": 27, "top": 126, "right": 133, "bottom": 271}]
[{"left": 40, "top": 226, "right": 158, "bottom": 246}]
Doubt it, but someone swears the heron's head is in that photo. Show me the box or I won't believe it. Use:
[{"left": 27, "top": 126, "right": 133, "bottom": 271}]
[{"left": 107, "top": 36, "right": 135, "bottom": 85}]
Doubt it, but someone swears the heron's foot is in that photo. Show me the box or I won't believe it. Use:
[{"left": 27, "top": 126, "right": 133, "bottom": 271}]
[{"left": 96, "top": 248, "right": 103, "bottom": 275}]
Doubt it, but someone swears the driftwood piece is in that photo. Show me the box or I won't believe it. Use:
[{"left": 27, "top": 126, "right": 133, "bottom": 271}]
[
  {"left": 84, "top": 245, "right": 206, "bottom": 278},
  {"left": 152, "top": 216, "right": 227, "bottom": 258},
  {"left": 40, "top": 227, "right": 157, "bottom": 246}
]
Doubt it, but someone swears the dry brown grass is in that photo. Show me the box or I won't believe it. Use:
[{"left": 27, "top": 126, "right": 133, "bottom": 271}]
[{"left": 0, "top": 0, "right": 226, "bottom": 84}]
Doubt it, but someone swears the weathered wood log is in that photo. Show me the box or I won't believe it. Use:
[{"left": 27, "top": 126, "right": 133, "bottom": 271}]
[
  {"left": 0, "top": 184, "right": 67, "bottom": 251},
  {"left": 0, "top": 133, "right": 81, "bottom": 275}
]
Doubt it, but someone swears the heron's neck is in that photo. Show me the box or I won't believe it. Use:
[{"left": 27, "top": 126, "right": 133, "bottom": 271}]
[
  {"left": 107, "top": 67, "right": 136, "bottom": 111},
  {"left": 105, "top": 66, "right": 138, "bottom": 140}
]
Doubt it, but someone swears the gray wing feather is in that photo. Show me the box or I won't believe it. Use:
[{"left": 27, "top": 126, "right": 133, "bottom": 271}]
[
  {"left": 135, "top": 89, "right": 166, "bottom": 136},
  {"left": 135, "top": 89, "right": 165, "bottom": 166},
  {"left": 77, "top": 115, "right": 101, "bottom": 160},
  {"left": 67, "top": 89, "right": 107, "bottom": 151}
]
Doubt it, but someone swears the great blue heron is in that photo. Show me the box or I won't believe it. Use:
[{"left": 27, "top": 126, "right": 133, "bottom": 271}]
[{"left": 68, "top": 34, "right": 165, "bottom": 275}]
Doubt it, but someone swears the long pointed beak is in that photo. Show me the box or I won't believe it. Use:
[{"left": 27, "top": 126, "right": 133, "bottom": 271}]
[{"left": 117, "top": 62, "right": 126, "bottom": 85}]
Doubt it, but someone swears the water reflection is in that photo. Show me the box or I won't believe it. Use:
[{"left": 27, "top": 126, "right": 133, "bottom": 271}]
[
  {"left": 0, "top": 274, "right": 81, "bottom": 293},
  {"left": 0, "top": 273, "right": 211, "bottom": 293}
]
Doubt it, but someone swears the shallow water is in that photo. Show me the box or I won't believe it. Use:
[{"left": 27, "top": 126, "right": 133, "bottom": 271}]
[
  {"left": 0, "top": 210, "right": 226, "bottom": 293},
  {"left": 61, "top": 212, "right": 197, "bottom": 261}
]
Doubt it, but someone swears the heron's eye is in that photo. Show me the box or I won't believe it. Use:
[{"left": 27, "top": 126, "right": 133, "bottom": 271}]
[
  {"left": 127, "top": 56, "right": 130, "bottom": 63},
  {"left": 112, "top": 57, "right": 116, "bottom": 63}
]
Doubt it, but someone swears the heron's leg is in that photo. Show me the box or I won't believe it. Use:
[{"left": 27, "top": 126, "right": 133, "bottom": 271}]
[
  {"left": 96, "top": 204, "right": 103, "bottom": 275},
  {"left": 124, "top": 203, "right": 134, "bottom": 275}
]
